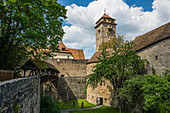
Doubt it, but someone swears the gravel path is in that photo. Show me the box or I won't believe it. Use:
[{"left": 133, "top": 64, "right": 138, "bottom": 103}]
[{"left": 61, "top": 105, "right": 103, "bottom": 113}]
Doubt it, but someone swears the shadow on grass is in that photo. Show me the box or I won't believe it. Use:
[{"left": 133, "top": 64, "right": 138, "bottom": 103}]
[{"left": 56, "top": 99, "right": 97, "bottom": 109}]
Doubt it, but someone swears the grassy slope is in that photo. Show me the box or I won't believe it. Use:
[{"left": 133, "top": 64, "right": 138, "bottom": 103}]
[
  {"left": 56, "top": 99, "right": 97, "bottom": 109},
  {"left": 69, "top": 106, "right": 129, "bottom": 113}
]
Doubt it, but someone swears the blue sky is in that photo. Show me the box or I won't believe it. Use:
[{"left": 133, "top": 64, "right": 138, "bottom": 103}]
[
  {"left": 59, "top": 0, "right": 154, "bottom": 11},
  {"left": 58, "top": 0, "right": 170, "bottom": 59}
]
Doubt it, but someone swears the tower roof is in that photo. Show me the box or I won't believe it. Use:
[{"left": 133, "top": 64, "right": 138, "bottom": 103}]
[
  {"left": 95, "top": 13, "right": 116, "bottom": 24},
  {"left": 95, "top": 13, "right": 117, "bottom": 29}
]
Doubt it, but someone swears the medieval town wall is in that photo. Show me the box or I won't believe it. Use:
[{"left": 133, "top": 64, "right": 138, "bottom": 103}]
[
  {"left": 47, "top": 59, "right": 88, "bottom": 77},
  {"left": 137, "top": 38, "right": 170, "bottom": 75},
  {"left": 43, "top": 76, "right": 86, "bottom": 101},
  {"left": 0, "top": 76, "right": 40, "bottom": 113}
]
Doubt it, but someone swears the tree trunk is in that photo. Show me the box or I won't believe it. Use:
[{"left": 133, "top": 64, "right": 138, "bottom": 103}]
[
  {"left": 118, "top": 99, "right": 122, "bottom": 113},
  {"left": 119, "top": 106, "right": 122, "bottom": 113}
]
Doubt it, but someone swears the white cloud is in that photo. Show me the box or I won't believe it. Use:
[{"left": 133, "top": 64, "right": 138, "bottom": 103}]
[{"left": 62, "top": 0, "right": 170, "bottom": 59}]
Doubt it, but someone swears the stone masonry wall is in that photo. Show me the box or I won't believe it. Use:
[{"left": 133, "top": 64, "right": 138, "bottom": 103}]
[
  {"left": 47, "top": 59, "right": 88, "bottom": 77},
  {"left": 55, "top": 76, "right": 86, "bottom": 101},
  {"left": 0, "top": 76, "right": 40, "bottom": 113},
  {"left": 137, "top": 38, "right": 170, "bottom": 75},
  {"left": 87, "top": 63, "right": 118, "bottom": 107}
]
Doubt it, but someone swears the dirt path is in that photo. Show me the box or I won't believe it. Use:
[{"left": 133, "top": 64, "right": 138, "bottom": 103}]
[{"left": 61, "top": 105, "right": 103, "bottom": 113}]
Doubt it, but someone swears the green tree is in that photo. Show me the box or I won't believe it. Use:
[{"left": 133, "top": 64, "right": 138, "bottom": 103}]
[
  {"left": 0, "top": 0, "right": 67, "bottom": 70},
  {"left": 117, "top": 75, "right": 144, "bottom": 113},
  {"left": 142, "top": 74, "right": 170, "bottom": 113},
  {"left": 87, "top": 41, "right": 148, "bottom": 113}
]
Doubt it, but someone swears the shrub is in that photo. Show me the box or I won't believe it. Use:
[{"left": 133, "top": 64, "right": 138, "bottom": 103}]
[{"left": 40, "top": 95, "right": 60, "bottom": 113}]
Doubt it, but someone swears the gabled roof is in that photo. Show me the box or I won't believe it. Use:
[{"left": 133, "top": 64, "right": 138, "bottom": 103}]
[
  {"left": 58, "top": 42, "right": 85, "bottom": 59},
  {"left": 133, "top": 22, "right": 170, "bottom": 51},
  {"left": 58, "top": 42, "right": 69, "bottom": 51}
]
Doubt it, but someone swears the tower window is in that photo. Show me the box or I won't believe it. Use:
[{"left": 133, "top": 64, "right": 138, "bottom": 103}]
[
  {"left": 98, "top": 30, "right": 100, "bottom": 33},
  {"left": 155, "top": 56, "right": 158, "bottom": 60}
]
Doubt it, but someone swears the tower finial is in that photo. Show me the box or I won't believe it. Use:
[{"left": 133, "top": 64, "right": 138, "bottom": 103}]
[{"left": 104, "top": 8, "right": 106, "bottom": 13}]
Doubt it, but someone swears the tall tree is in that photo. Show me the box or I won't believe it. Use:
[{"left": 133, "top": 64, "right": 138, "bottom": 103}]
[
  {"left": 0, "top": 0, "right": 67, "bottom": 70},
  {"left": 117, "top": 75, "right": 144, "bottom": 113},
  {"left": 87, "top": 41, "right": 148, "bottom": 113}
]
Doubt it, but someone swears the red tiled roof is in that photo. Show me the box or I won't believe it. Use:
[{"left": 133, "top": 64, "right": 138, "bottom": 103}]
[
  {"left": 58, "top": 42, "right": 85, "bottom": 59},
  {"left": 58, "top": 42, "right": 69, "bottom": 51}
]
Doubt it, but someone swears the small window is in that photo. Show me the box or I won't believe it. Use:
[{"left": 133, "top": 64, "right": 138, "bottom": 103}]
[
  {"left": 62, "top": 48, "right": 65, "bottom": 51},
  {"left": 108, "top": 19, "right": 110, "bottom": 21},
  {"left": 67, "top": 56, "right": 70, "bottom": 59},
  {"left": 104, "top": 18, "right": 106, "bottom": 21},
  {"left": 61, "top": 75, "right": 64, "bottom": 77},
  {"left": 155, "top": 56, "right": 158, "bottom": 60},
  {"left": 98, "top": 30, "right": 100, "bottom": 33}
]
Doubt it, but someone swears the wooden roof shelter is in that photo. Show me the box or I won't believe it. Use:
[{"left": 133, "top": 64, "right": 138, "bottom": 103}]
[{"left": 21, "top": 59, "right": 60, "bottom": 77}]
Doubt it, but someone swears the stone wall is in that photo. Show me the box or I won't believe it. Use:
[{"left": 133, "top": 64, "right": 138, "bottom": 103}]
[
  {"left": 47, "top": 59, "right": 88, "bottom": 77},
  {"left": 0, "top": 76, "right": 40, "bottom": 113},
  {"left": 44, "top": 76, "right": 86, "bottom": 101},
  {"left": 137, "top": 38, "right": 170, "bottom": 75}
]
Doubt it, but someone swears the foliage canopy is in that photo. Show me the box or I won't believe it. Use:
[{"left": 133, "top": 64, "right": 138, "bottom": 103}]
[{"left": 0, "top": 0, "right": 67, "bottom": 70}]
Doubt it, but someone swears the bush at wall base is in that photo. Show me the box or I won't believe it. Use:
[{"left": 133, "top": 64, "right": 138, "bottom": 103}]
[{"left": 40, "top": 94, "right": 60, "bottom": 113}]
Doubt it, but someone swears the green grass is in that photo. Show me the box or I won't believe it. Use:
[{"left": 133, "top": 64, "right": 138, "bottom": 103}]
[
  {"left": 56, "top": 99, "right": 97, "bottom": 109},
  {"left": 69, "top": 106, "right": 129, "bottom": 113}
]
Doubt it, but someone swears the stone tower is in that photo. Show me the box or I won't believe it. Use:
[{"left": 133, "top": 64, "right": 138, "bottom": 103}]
[{"left": 95, "top": 13, "right": 117, "bottom": 51}]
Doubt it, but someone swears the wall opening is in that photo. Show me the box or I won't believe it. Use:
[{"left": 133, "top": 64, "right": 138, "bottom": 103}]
[
  {"left": 155, "top": 55, "right": 158, "bottom": 60},
  {"left": 96, "top": 97, "right": 103, "bottom": 105},
  {"left": 61, "top": 75, "right": 64, "bottom": 77}
]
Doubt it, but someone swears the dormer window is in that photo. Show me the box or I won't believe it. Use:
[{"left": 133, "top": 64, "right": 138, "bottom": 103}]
[{"left": 62, "top": 48, "right": 65, "bottom": 51}]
